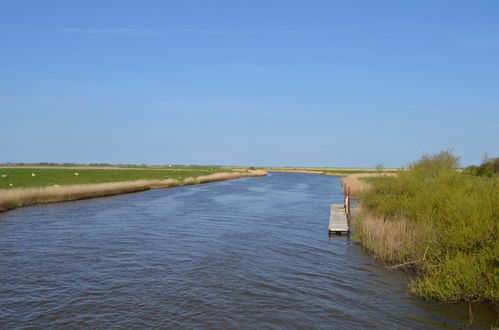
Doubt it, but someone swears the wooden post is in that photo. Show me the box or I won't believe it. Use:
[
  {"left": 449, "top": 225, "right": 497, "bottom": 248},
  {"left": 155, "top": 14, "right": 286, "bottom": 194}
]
[
  {"left": 343, "top": 184, "right": 347, "bottom": 208},
  {"left": 347, "top": 186, "right": 351, "bottom": 217}
]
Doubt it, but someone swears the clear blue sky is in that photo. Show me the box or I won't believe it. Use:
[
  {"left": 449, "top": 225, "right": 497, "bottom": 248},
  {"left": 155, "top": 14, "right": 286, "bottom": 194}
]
[{"left": 1, "top": 0, "right": 498, "bottom": 167}]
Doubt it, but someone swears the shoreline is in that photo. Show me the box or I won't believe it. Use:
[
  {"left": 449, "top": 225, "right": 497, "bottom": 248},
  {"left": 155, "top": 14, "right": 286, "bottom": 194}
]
[
  {"left": 0, "top": 170, "right": 267, "bottom": 213},
  {"left": 267, "top": 169, "right": 389, "bottom": 195}
]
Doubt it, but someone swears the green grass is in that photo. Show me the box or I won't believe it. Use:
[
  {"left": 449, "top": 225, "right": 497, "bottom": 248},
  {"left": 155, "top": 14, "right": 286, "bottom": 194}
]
[
  {"left": 358, "top": 176, "right": 380, "bottom": 183},
  {"left": 0, "top": 166, "right": 232, "bottom": 189},
  {"left": 323, "top": 169, "right": 379, "bottom": 174},
  {"left": 355, "top": 151, "right": 498, "bottom": 305}
]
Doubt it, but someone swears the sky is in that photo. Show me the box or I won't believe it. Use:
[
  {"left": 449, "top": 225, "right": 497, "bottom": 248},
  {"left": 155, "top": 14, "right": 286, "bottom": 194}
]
[{"left": 1, "top": 0, "right": 498, "bottom": 167}]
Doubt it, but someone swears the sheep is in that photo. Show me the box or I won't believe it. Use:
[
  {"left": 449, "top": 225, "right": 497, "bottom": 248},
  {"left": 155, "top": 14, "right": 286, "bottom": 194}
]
[
  {"left": 1, "top": 174, "right": 8, "bottom": 178},
  {"left": 31, "top": 173, "right": 36, "bottom": 177},
  {"left": 9, "top": 183, "right": 13, "bottom": 186},
  {"left": 74, "top": 172, "right": 79, "bottom": 176}
]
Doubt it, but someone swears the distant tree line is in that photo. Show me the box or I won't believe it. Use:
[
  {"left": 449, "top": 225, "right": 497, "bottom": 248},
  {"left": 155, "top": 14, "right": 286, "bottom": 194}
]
[
  {"left": 463, "top": 156, "right": 499, "bottom": 177},
  {"left": 0, "top": 162, "right": 222, "bottom": 168},
  {"left": 0, "top": 162, "right": 113, "bottom": 167}
]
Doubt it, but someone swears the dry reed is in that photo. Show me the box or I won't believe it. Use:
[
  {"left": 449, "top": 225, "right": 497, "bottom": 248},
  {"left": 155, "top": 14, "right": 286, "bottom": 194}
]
[
  {"left": 269, "top": 169, "right": 324, "bottom": 175},
  {"left": 148, "top": 178, "right": 180, "bottom": 189},
  {"left": 182, "top": 177, "right": 196, "bottom": 185},
  {"left": 196, "top": 172, "right": 241, "bottom": 184},
  {"left": 195, "top": 170, "right": 267, "bottom": 184},
  {"left": 352, "top": 211, "right": 428, "bottom": 264},
  {"left": 240, "top": 170, "right": 267, "bottom": 177},
  {"left": 340, "top": 173, "right": 396, "bottom": 195},
  {"left": 0, "top": 180, "right": 159, "bottom": 211}
]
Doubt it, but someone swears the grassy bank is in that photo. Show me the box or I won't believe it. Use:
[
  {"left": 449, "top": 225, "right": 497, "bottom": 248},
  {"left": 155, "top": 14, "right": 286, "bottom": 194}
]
[
  {"left": 0, "top": 168, "right": 266, "bottom": 212},
  {"left": 0, "top": 166, "right": 232, "bottom": 189},
  {"left": 260, "top": 167, "right": 399, "bottom": 176},
  {"left": 352, "top": 152, "right": 498, "bottom": 305}
]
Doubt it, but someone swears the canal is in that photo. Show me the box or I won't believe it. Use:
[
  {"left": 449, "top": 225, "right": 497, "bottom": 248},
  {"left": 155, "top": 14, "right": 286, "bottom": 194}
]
[{"left": 0, "top": 172, "right": 495, "bottom": 328}]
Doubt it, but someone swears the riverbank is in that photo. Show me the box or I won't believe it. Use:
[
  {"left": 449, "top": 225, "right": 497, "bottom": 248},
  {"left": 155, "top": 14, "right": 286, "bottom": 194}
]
[
  {"left": 350, "top": 152, "right": 498, "bottom": 308},
  {"left": 263, "top": 168, "right": 395, "bottom": 195},
  {"left": 0, "top": 170, "right": 267, "bottom": 212}
]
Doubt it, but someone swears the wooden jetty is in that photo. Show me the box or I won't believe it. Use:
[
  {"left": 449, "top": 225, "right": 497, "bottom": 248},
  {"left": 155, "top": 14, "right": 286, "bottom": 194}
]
[
  {"left": 328, "top": 204, "right": 349, "bottom": 234},
  {"left": 328, "top": 184, "right": 351, "bottom": 234}
]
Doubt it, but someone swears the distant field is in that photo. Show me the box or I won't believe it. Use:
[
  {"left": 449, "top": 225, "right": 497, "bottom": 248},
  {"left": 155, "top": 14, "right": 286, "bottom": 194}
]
[
  {"left": 258, "top": 167, "right": 401, "bottom": 175},
  {"left": 0, "top": 166, "right": 232, "bottom": 189}
]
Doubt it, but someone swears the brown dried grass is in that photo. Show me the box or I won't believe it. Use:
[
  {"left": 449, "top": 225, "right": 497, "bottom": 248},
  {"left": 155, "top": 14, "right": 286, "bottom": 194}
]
[
  {"left": 340, "top": 173, "right": 396, "bottom": 195},
  {"left": 182, "top": 177, "right": 196, "bottom": 185},
  {"left": 352, "top": 211, "right": 427, "bottom": 263},
  {"left": 0, "top": 179, "right": 181, "bottom": 211},
  {"left": 196, "top": 172, "right": 241, "bottom": 183},
  {"left": 196, "top": 170, "right": 267, "bottom": 184},
  {"left": 240, "top": 170, "right": 267, "bottom": 177},
  {"left": 0, "top": 180, "right": 162, "bottom": 211},
  {"left": 269, "top": 169, "right": 323, "bottom": 175}
]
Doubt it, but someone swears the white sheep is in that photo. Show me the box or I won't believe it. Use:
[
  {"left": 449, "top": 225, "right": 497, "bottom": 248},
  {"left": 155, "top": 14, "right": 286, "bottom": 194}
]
[
  {"left": 31, "top": 173, "right": 36, "bottom": 177},
  {"left": 1, "top": 174, "right": 8, "bottom": 178},
  {"left": 9, "top": 183, "right": 13, "bottom": 186},
  {"left": 74, "top": 172, "right": 79, "bottom": 176}
]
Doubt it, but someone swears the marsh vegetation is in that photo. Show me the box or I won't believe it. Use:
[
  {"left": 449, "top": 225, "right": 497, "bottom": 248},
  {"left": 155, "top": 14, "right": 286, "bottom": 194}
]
[{"left": 353, "top": 151, "right": 498, "bottom": 305}]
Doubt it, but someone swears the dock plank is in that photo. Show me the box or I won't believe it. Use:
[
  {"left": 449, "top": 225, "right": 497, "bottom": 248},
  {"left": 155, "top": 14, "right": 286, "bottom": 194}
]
[{"left": 328, "top": 204, "right": 349, "bottom": 233}]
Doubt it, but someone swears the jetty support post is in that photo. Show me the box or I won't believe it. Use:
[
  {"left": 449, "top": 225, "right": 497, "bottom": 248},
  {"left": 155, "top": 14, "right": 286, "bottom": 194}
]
[
  {"left": 343, "top": 184, "right": 346, "bottom": 208},
  {"left": 347, "top": 186, "right": 351, "bottom": 217}
]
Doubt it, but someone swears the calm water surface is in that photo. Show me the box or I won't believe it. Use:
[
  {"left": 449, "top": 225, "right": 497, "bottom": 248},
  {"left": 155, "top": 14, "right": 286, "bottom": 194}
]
[{"left": 0, "top": 173, "right": 496, "bottom": 328}]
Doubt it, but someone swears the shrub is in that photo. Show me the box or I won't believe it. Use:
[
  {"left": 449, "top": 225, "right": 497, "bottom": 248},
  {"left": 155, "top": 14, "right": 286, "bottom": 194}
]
[{"left": 355, "top": 151, "right": 498, "bottom": 304}]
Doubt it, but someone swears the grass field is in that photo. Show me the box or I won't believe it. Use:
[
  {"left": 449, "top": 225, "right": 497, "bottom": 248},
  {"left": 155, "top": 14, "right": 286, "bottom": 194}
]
[{"left": 0, "top": 166, "right": 232, "bottom": 189}]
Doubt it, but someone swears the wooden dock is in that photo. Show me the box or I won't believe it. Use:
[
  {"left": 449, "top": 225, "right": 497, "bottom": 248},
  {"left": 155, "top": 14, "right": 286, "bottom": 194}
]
[{"left": 328, "top": 204, "right": 349, "bottom": 234}]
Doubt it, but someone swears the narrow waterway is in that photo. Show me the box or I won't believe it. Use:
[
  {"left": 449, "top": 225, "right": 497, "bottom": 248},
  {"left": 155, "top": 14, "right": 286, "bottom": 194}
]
[{"left": 0, "top": 173, "right": 495, "bottom": 328}]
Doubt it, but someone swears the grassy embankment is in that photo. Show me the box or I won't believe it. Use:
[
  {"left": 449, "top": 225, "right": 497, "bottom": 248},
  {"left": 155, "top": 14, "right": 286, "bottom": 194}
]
[
  {"left": 350, "top": 152, "right": 498, "bottom": 306},
  {"left": 259, "top": 167, "right": 399, "bottom": 176},
  {"left": 0, "top": 166, "right": 266, "bottom": 212}
]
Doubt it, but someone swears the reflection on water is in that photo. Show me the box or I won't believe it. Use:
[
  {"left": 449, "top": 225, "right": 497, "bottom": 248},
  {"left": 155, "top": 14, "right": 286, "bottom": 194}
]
[{"left": 0, "top": 173, "right": 496, "bottom": 328}]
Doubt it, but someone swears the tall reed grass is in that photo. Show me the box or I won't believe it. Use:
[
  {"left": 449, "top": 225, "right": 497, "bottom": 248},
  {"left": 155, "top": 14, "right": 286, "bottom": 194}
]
[
  {"left": 352, "top": 211, "right": 429, "bottom": 263},
  {"left": 340, "top": 173, "right": 395, "bottom": 195},
  {"left": 0, "top": 180, "right": 157, "bottom": 211}
]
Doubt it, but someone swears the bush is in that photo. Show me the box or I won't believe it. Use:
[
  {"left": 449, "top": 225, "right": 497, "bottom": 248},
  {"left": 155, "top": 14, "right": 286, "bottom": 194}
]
[
  {"left": 356, "top": 151, "right": 499, "bottom": 304},
  {"left": 464, "top": 157, "right": 499, "bottom": 178}
]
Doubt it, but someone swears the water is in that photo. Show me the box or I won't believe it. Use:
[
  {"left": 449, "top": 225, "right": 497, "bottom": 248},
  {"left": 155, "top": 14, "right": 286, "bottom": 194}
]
[{"left": 0, "top": 173, "right": 496, "bottom": 328}]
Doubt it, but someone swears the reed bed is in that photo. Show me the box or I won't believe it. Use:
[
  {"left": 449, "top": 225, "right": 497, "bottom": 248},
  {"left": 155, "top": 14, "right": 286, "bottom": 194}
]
[
  {"left": 340, "top": 173, "right": 396, "bottom": 195},
  {"left": 352, "top": 211, "right": 428, "bottom": 263},
  {"left": 268, "top": 169, "right": 324, "bottom": 175},
  {"left": 196, "top": 172, "right": 242, "bottom": 183},
  {"left": 0, "top": 180, "right": 156, "bottom": 211},
  {"left": 182, "top": 177, "right": 196, "bottom": 185},
  {"left": 240, "top": 170, "right": 267, "bottom": 177},
  {"left": 196, "top": 170, "right": 266, "bottom": 184}
]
